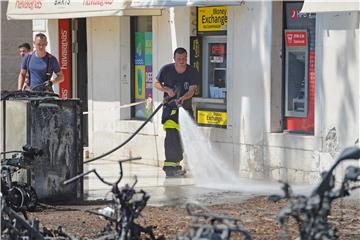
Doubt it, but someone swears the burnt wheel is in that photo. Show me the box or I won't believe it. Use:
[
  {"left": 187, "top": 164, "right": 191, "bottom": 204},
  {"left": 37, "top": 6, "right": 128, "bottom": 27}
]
[{"left": 12, "top": 182, "right": 38, "bottom": 212}]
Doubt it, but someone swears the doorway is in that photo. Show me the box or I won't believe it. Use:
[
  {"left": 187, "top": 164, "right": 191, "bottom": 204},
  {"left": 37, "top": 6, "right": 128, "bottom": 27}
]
[{"left": 75, "top": 18, "right": 88, "bottom": 146}]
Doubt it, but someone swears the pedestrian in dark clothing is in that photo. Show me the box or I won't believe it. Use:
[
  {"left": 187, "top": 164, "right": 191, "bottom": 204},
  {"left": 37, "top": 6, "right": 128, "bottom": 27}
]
[
  {"left": 18, "top": 33, "right": 64, "bottom": 92},
  {"left": 18, "top": 43, "right": 32, "bottom": 57},
  {"left": 18, "top": 43, "right": 32, "bottom": 90},
  {"left": 153, "top": 47, "right": 200, "bottom": 177}
]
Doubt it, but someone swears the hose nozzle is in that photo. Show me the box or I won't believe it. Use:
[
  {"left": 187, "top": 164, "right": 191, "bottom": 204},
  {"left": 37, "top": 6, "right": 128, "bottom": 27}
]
[
  {"left": 163, "top": 86, "right": 182, "bottom": 106},
  {"left": 163, "top": 95, "right": 175, "bottom": 105},
  {"left": 175, "top": 99, "right": 182, "bottom": 108}
]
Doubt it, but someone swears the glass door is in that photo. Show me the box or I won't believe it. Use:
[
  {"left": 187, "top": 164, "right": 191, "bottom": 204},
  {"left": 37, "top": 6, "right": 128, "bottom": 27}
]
[{"left": 132, "top": 16, "right": 152, "bottom": 119}]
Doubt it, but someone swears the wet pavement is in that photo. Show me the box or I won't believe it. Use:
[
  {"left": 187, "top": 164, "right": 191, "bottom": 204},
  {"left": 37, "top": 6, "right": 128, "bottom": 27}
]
[{"left": 83, "top": 159, "right": 313, "bottom": 207}]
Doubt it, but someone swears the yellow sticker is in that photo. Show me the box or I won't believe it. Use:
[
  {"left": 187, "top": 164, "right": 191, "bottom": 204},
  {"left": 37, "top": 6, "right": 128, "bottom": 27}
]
[
  {"left": 198, "top": 6, "right": 228, "bottom": 32},
  {"left": 197, "top": 110, "right": 227, "bottom": 127},
  {"left": 135, "top": 65, "right": 145, "bottom": 99}
]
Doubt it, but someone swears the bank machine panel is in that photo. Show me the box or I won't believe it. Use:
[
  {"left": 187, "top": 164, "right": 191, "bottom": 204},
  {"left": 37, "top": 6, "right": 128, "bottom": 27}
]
[{"left": 284, "top": 29, "right": 309, "bottom": 118}]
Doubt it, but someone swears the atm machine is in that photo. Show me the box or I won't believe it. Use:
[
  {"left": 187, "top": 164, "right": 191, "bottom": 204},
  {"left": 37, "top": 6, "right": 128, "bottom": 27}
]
[{"left": 284, "top": 29, "right": 309, "bottom": 118}]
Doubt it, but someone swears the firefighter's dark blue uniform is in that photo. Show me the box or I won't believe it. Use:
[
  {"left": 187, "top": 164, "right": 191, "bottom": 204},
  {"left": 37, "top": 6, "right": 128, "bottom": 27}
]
[{"left": 156, "top": 63, "right": 200, "bottom": 176}]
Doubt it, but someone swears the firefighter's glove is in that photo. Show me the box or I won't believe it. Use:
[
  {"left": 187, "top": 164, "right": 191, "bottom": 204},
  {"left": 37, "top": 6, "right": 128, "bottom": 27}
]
[
  {"left": 44, "top": 80, "right": 53, "bottom": 88},
  {"left": 176, "top": 97, "right": 185, "bottom": 107}
]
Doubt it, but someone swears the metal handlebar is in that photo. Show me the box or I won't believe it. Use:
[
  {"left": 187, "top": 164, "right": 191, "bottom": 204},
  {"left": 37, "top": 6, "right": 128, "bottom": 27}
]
[
  {"left": 270, "top": 146, "right": 360, "bottom": 240},
  {"left": 63, "top": 157, "right": 142, "bottom": 186}
]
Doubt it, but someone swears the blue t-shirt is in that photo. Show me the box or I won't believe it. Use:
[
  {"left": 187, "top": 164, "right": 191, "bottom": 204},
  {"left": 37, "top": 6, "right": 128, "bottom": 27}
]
[{"left": 21, "top": 52, "right": 61, "bottom": 90}]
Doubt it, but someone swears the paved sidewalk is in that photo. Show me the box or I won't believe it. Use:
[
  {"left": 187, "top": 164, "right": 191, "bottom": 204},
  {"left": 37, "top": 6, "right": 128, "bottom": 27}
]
[{"left": 83, "top": 159, "right": 313, "bottom": 207}]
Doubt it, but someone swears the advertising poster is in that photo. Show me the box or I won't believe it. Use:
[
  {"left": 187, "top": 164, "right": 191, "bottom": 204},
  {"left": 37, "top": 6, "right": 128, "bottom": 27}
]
[
  {"left": 134, "top": 30, "right": 152, "bottom": 119},
  {"left": 144, "top": 32, "right": 153, "bottom": 99},
  {"left": 135, "top": 65, "right": 145, "bottom": 99},
  {"left": 135, "top": 32, "right": 145, "bottom": 100},
  {"left": 145, "top": 66, "right": 152, "bottom": 99},
  {"left": 58, "top": 19, "right": 71, "bottom": 99},
  {"left": 144, "top": 32, "right": 152, "bottom": 66},
  {"left": 135, "top": 32, "right": 145, "bottom": 65}
]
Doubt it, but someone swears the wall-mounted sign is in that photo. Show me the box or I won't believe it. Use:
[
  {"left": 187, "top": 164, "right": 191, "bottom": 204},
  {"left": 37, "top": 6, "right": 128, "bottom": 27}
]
[
  {"left": 285, "top": 31, "right": 307, "bottom": 47},
  {"left": 211, "top": 44, "right": 225, "bottom": 55},
  {"left": 58, "top": 19, "right": 71, "bottom": 99},
  {"left": 197, "top": 6, "right": 227, "bottom": 32},
  {"left": 197, "top": 109, "right": 227, "bottom": 128},
  {"left": 7, "top": 0, "right": 135, "bottom": 20},
  {"left": 210, "top": 56, "right": 223, "bottom": 63},
  {"left": 290, "top": 7, "right": 315, "bottom": 21}
]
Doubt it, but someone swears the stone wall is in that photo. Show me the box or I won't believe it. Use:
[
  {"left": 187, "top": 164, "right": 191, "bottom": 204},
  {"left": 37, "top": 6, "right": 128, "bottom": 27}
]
[{"left": 1, "top": 1, "right": 32, "bottom": 90}]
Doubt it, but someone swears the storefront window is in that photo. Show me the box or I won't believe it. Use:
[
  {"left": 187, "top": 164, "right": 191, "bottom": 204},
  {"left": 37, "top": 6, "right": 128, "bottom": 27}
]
[{"left": 132, "top": 16, "right": 152, "bottom": 119}]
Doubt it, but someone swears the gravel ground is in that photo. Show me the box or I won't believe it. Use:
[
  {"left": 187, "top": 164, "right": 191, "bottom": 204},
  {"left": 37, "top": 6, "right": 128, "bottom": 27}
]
[{"left": 27, "top": 196, "right": 360, "bottom": 240}]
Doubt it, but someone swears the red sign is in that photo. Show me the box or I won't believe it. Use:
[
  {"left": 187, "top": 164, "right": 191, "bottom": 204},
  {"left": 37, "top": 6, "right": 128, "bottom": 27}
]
[
  {"left": 58, "top": 19, "right": 71, "bottom": 99},
  {"left": 285, "top": 31, "right": 307, "bottom": 47},
  {"left": 83, "top": 0, "right": 113, "bottom": 6},
  {"left": 15, "top": 0, "right": 43, "bottom": 9},
  {"left": 211, "top": 44, "right": 225, "bottom": 55}
]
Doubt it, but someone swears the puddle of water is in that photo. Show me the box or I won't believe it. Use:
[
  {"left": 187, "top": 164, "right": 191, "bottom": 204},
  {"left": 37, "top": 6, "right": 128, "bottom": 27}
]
[{"left": 179, "top": 107, "right": 239, "bottom": 188}]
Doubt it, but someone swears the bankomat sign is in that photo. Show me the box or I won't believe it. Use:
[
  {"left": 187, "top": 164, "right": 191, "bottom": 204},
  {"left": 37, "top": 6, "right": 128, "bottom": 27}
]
[
  {"left": 285, "top": 31, "right": 307, "bottom": 47},
  {"left": 290, "top": 7, "right": 315, "bottom": 21},
  {"left": 198, "top": 6, "right": 227, "bottom": 32}
]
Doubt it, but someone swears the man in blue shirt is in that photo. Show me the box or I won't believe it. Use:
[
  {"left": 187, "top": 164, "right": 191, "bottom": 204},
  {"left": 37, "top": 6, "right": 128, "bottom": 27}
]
[{"left": 18, "top": 33, "right": 64, "bottom": 91}]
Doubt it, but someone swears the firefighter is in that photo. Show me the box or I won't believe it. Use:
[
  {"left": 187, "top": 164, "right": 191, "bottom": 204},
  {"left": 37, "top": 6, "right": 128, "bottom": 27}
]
[{"left": 153, "top": 47, "right": 200, "bottom": 177}]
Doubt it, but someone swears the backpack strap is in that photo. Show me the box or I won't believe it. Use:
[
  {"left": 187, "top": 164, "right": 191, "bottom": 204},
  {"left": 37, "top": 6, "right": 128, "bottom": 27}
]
[
  {"left": 26, "top": 52, "right": 32, "bottom": 74},
  {"left": 25, "top": 52, "right": 33, "bottom": 87},
  {"left": 46, "top": 52, "right": 53, "bottom": 81}
]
